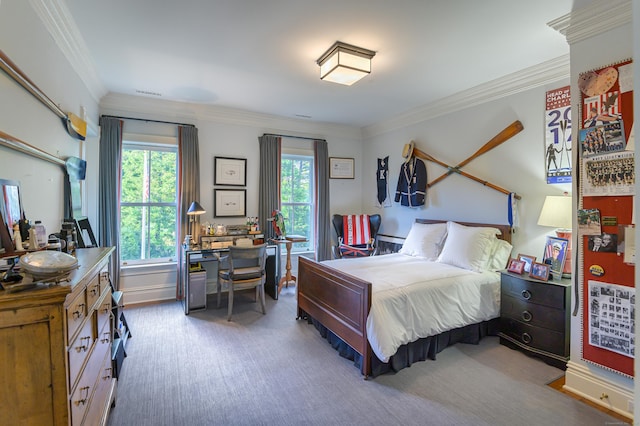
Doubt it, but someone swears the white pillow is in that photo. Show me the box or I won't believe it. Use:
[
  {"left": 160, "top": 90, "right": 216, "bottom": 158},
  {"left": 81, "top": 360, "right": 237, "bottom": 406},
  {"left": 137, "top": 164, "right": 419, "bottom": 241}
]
[
  {"left": 436, "top": 221, "right": 501, "bottom": 272},
  {"left": 487, "top": 239, "right": 513, "bottom": 271},
  {"left": 399, "top": 222, "right": 448, "bottom": 260}
]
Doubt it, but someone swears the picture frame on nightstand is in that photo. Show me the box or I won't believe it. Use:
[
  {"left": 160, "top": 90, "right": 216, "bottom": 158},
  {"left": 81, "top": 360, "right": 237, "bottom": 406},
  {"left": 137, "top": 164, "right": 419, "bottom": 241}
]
[
  {"left": 529, "top": 262, "right": 550, "bottom": 281},
  {"left": 507, "top": 258, "right": 525, "bottom": 274},
  {"left": 517, "top": 254, "right": 536, "bottom": 273}
]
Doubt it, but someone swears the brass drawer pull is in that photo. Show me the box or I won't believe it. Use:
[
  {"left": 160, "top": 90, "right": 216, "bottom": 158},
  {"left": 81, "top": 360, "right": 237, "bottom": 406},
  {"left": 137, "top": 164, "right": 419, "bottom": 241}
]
[
  {"left": 521, "top": 290, "right": 531, "bottom": 300},
  {"left": 100, "top": 331, "right": 111, "bottom": 344},
  {"left": 90, "top": 286, "right": 98, "bottom": 296},
  {"left": 72, "top": 304, "right": 85, "bottom": 319},
  {"left": 74, "top": 386, "right": 90, "bottom": 406},
  {"left": 103, "top": 367, "right": 113, "bottom": 380},
  {"left": 521, "top": 332, "right": 532, "bottom": 344},
  {"left": 521, "top": 310, "right": 532, "bottom": 322},
  {"left": 75, "top": 336, "right": 91, "bottom": 352}
]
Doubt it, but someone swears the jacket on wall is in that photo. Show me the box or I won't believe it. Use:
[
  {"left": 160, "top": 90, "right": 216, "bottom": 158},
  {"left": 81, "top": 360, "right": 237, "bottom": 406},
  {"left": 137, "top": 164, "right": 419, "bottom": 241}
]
[{"left": 395, "top": 157, "right": 427, "bottom": 207}]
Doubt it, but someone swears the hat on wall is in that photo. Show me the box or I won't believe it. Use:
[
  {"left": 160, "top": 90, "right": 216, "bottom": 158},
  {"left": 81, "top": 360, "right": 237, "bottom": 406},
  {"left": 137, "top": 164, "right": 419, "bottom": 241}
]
[{"left": 401, "top": 140, "right": 415, "bottom": 162}]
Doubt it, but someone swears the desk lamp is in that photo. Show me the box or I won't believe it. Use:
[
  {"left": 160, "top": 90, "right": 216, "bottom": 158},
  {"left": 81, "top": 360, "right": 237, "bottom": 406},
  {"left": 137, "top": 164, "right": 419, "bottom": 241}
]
[
  {"left": 186, "top": 201, "right": 206, "bottom": 246},
  {"left": 537, "top": 193, "right": 572, "bottom": 277}
]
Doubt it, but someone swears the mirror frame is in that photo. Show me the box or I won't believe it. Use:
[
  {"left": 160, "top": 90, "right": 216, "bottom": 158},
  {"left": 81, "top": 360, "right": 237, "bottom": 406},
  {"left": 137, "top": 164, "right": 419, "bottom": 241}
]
[{"left": 0, "top": 178, "right": 26, "bottom": 255}]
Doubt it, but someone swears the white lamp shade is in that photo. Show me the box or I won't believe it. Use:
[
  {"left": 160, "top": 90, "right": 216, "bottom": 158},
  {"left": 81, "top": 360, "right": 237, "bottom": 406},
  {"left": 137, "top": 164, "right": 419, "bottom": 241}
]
[
  {"left": 318, "top": 41, "right": 375, "bottom": 86},
  {"left": 537, "top": 195, "right": 572, "bottom": 230}
]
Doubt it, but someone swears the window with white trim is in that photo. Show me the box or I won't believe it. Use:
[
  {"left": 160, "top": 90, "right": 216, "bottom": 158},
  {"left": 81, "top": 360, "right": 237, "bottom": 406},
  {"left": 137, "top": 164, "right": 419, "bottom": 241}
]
[
  {"left": 280, "top": 153, "right": 314, "bottom": 253},
  {"left": 120, "top": 140, "right": 178, "bottom": 265}
]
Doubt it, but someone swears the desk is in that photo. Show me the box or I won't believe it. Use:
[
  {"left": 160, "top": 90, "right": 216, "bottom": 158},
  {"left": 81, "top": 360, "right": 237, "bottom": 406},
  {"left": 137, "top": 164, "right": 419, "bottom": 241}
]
[
  {"left": 179, "top": 244, "right": 280, "bottom": 314},
  {"left": 271, "top": 236, "right": 307, "bottom": 296}
]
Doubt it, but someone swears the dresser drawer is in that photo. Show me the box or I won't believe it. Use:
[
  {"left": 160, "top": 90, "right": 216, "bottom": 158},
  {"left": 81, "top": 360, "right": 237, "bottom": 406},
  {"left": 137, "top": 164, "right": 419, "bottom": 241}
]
[
  {"left": 96, "top": 289, "right": 113, "bottom": 334},
  {"left": 66, "top": 290, "right": 87, "bottom": 343},
  {"left": 501, "top": 273, "right": 565, "bottom": 309},
  {"left": 70, "top": 319, "right": 112, "bottom": 426},
  {"left": 68, "top": 316, "right": 95, "bottom": 390},
  {"left": 86, "top": 275, "right": 101, "bottom": 310},
  {"left": 83, "top": 347, "right": 114, "bottom": 426},
  {"left": 500, "top": 318, "right": 568, "bottom": 356},
  {"left": 99, "top": 269, "right": 111, "bottom": 295},
  {"left": 501, "top": 294, "right": 566, "bottom": 332}
]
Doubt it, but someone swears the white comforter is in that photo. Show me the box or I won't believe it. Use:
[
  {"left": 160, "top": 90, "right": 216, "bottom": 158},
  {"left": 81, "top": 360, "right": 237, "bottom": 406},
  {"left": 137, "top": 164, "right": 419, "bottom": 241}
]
[{"left": 322, "top": 253, "right": 500, "bottom": 362}]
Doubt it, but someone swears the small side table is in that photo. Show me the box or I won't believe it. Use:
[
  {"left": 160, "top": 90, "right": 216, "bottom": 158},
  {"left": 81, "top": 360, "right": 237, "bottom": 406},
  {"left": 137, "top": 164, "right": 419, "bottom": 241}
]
[{"left": 271, "top": 236, "right": 307, "bottom": 296}]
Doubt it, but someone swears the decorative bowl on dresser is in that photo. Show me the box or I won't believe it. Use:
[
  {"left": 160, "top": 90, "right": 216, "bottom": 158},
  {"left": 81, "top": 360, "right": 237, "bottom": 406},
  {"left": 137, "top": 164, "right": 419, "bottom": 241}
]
[
  {"left": 0, "top": 247, "right": 116, "bottom": 425},
  {"left": 499, "top": 270, "right": 571, "bottom": 370}
]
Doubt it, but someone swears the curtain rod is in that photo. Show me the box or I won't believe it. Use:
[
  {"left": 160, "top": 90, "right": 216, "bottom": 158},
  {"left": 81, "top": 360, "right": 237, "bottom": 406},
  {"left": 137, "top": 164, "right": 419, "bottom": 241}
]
[
  {"left": 264, "top": 133, "right": 325, "bottom": 142},
  {"left": 101, "top": 114, "right": 195, "bottom": 127}
]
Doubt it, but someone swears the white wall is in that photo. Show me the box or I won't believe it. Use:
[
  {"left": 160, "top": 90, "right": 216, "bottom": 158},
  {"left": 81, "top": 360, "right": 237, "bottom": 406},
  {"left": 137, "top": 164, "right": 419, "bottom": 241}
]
[
  {"left": 99, "top": 93, "right": 364, "bottom": 303},
  {"left": 0, "top": 1, "right": 98, "bottom": 236},
  {"left": 362, "top": 81, "right": 571, "bottom": 258}
]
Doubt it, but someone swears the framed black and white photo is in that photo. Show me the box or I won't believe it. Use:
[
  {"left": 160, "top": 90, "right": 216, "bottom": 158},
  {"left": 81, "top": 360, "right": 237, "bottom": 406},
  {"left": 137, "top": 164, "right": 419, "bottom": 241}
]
[
  {"left": 214, "top": 189, "right": 246, "bottom": 217},
  {"left": 214, "top": 156, "right": 247, "bottom": 186},
  {"left": 329, "top": 157, "right": 355, "bottom": 179}
]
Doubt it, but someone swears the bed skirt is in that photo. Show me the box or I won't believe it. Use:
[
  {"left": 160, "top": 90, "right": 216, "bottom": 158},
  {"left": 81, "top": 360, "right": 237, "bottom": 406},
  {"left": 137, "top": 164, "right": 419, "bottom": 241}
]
[{"left": 307, "top": 316, "right": 500, "bottom": 377}]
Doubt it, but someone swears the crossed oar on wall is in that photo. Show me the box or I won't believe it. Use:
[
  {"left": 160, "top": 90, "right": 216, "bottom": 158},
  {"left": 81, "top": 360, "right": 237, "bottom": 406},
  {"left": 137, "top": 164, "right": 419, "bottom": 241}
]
[{"left": 404, "top": 120, "right": 524, "bottom": 200}]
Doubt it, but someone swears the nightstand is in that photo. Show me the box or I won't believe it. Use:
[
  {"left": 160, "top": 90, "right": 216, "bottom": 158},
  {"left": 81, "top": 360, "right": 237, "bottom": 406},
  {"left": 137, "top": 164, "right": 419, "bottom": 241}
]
[{"left": 499, "top": 271, "right": 571, "bottom": 370}]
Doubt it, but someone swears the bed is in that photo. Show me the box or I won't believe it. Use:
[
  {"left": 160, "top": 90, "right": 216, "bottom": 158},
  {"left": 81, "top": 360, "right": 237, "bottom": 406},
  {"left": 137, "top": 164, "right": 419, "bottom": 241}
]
[{"left": 297, "top": 219, "right": 513, "bottom": 378}]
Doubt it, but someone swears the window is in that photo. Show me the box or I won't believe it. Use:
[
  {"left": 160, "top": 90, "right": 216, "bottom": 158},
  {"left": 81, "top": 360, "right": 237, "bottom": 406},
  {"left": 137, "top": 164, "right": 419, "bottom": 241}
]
[
  {"left": 281, "top": 154, "right": 314, "bottom": 252},
  {"left": 120, "top": 141, "right": 178, "bottom": 265}
]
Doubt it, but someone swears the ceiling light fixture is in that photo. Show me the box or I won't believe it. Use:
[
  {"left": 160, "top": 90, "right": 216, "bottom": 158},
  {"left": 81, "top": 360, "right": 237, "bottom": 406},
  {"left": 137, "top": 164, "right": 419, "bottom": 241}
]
[{"left": 317, "top": 41, "right": 376, "bottom": 86}]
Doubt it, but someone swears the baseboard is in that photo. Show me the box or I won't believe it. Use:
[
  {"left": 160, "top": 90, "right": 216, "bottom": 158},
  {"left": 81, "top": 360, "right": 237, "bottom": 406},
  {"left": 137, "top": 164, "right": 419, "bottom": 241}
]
[
  {"left": 564, "top": 360, "right": 634, "bottom": 420},
  {"left": 120, "top": 284, "right": 176, "bottom": 305}
]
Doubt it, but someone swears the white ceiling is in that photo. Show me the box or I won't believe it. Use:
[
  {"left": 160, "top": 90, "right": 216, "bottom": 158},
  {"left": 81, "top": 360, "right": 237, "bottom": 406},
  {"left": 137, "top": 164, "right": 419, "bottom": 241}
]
[{"left": 63, "top": 0, "right": 573, "bottom": 128}]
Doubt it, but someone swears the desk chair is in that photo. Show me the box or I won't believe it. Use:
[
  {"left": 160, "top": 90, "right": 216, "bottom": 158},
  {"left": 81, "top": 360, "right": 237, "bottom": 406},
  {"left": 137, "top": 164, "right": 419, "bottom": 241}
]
[
  {"left": 332, "top": 214, "right": 381, "bottom": 258},
  {"left": 216, "top": 244, "right": 267, "bottom": 321}
]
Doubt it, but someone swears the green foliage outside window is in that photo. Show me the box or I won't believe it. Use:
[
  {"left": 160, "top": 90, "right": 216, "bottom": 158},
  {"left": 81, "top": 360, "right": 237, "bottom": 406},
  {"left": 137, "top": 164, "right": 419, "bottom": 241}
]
[
  {"left": 120, "top": 144, "right": 177, "bottom": 263},
  {"left": 281, "top": 155, "right": 313, "bottom": 251}
]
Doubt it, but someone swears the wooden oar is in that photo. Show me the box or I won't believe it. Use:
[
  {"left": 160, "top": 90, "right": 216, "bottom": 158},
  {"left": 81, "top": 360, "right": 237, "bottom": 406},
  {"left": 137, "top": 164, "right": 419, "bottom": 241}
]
[
  {"left": 410, "top": 145, "right": 521, "bottom": 199},
  {"left": 428, "top": 120, "right": 523, "bottom": 187},
  {"left": 0, "top": 50, "right": 86, "bottom": 141}
]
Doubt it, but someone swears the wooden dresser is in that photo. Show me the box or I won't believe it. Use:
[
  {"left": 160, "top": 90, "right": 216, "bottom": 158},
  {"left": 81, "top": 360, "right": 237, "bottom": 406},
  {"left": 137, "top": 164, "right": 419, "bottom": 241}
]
[
  {"left": 0, "top": 247, "right": 116, "bottom": 425},
  {"left": 499, "top": 271, "right": 571, "bottom": 370}
]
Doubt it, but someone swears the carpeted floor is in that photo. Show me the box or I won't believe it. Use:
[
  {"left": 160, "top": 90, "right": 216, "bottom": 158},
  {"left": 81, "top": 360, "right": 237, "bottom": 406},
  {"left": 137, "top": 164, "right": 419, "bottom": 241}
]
[{"left": 106, "top": 287, "right": 622, "bottom": 426}]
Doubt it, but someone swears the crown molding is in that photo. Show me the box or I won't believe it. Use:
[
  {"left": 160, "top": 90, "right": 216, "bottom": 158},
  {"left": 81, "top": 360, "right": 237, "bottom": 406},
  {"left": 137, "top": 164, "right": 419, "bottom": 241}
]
[
  {"left": 99, "top": 93, "right": 363, "bottom": 141},
  {"left": 548, "top": 0, "right": 631, "bottom": 45},
  {"left": 29, "top": 0, "right": 107, "bottom": 104},
  {"left": 362, "top": 55, "right": 570, "bottom": 139}
]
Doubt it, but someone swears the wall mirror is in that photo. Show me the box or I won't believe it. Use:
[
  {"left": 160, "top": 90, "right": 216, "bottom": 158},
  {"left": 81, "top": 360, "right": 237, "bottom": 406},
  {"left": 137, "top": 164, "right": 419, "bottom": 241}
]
[{"left": 0, "top": 178, "right": 26, "bottom": 254}]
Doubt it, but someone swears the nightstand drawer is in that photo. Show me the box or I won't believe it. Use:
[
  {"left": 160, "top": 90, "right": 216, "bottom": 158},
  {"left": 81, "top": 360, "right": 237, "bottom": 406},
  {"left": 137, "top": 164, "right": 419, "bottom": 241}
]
[
  {"left": 501, "top": 294, "right": 565, "bottom": 332},
  {"left": 501, "top": 273, "right": 565, "bottom": 309},
  {"left": 500, "top": 318, "right": 567, "bottom": 356}
]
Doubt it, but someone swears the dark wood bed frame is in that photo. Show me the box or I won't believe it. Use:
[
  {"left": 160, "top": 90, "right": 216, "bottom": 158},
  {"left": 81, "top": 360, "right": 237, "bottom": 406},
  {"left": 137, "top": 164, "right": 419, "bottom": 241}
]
[{"left": 297, "top": 219, "right": 513, "bottom": 378}]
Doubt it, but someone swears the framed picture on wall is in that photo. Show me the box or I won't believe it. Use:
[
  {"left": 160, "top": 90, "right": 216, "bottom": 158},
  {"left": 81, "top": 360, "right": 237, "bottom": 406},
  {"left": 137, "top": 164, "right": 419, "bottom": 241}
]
[
  {"left": 214, "top": 157, "right": 247, "bottom": 186},
  {"left": 329, "top": 157, "right": 355, "bottom": 179},
  {"left": 214, "top": 189, "right": 246, "bottom": 217}
]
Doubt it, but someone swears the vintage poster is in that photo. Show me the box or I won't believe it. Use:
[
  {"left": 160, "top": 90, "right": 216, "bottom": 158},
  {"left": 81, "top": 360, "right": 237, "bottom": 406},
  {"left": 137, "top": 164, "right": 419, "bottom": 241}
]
[
  {"left": 582, "top": 151, "right": 635, "bottom": 196},
  {"left": 545, "top": 86, "right": 572, "bottom": 184},
  {"left": 588, "top": 280, "right": 635, "bottom": 358}
]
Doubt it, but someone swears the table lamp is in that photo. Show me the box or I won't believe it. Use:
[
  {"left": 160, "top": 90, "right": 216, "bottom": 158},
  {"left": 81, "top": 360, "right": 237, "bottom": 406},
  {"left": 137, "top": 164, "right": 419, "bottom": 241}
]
[
  {"left": 537, "top": 193, "right": 572, "bottom": 277},
  {"left": 187, "top": 201, "right": 206, "bottom": 246}
]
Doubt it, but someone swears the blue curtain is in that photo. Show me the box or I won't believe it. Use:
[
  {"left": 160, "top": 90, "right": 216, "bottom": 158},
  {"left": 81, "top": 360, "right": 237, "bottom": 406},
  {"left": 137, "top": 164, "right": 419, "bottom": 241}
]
[
  {"left": 314, "top": 139, "right": 331, "bottom": 261},
  {"left": 177, "top": 125, "right": 200, "bottom": 298},
  {"left": 98, "top": 116, "right": 123, "bottom": 290},
  {"left": 258, "top": 135, "right": 281, "bottom": 241}
]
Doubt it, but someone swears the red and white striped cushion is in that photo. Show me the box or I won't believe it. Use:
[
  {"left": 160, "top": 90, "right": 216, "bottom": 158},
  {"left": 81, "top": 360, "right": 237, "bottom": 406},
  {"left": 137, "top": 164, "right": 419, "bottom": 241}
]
[{"left": 343, "top": 214, "right": 371, "bottom": 246}]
